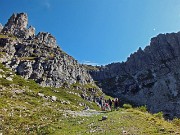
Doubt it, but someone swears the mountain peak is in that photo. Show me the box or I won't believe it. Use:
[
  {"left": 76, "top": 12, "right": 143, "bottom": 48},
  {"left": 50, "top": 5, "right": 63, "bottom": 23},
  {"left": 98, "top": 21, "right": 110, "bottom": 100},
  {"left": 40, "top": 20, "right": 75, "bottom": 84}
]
[{"left": 2, "top": 12, "right": 35, "bottom": 38}]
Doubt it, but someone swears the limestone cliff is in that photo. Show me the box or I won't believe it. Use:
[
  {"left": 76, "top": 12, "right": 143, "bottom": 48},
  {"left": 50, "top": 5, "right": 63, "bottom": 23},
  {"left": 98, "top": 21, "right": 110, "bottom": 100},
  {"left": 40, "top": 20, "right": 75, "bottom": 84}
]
[
  {"left": 0, "top": 13, "right": 94, "bottom": 88},
  {"left": 89, "top": 33, "right": 180, "bottom": 118}
]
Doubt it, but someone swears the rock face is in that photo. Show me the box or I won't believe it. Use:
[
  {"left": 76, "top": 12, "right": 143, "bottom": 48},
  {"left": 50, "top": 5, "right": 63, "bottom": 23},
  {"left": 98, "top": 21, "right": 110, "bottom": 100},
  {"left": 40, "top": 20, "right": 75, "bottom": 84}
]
[
  {"left": 89, "top": 33, "right": 180, "bottom": 118},
  {"left": 35, "top": 32, "right": 57, "bottom": 48},
  {"left": 0, "top": 13, "right": 94, "bottom": 87}
]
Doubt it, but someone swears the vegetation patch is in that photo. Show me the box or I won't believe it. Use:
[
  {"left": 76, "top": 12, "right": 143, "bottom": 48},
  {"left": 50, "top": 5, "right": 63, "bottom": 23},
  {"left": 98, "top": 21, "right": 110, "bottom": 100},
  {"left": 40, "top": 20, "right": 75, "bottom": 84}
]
[
  {"left": 123, "top": 104, "right": 133, "bottom": 109},
  {"left": 18, "top": 57, "right": 37, "bottom": 61},
  {"left": 83, "top": 64, "right": 99, "bottom": 71},
  {"left": 0, "top": 33, "right": 17, "bottom": 39}
]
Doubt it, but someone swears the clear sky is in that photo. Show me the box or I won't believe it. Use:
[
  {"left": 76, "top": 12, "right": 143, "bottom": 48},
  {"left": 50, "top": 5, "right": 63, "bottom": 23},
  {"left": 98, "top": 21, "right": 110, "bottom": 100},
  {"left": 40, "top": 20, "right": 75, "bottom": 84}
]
[{"left": 1, "top": 0, "right": 180, "bottom": 65}]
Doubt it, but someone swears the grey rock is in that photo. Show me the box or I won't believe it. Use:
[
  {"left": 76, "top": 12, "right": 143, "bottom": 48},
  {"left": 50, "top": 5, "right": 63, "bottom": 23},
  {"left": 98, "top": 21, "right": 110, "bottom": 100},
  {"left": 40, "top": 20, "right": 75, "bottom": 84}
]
[
  {"left": 2, "top": 13, "right": 35, "bottom": 39},
  {"left": 35, "top": 32, "right": 56, "bottom": 48},
  {"left": 14, "top": 89, "right": 24, "bottom": 94},
  {"left": 6, "top": 77, "right": 13, "bottom": 81},
  {"left": 27, "top": 25, "right": 35, "bottom": 38},
  {"left": 51, "top": 96, "right": 57, "bottom": 102},
  {"left": 16, "top": 61, "right": 33, "bottom": 79},
  {"left": 37, "top": 93, "right": 44, "bottom": 97}
]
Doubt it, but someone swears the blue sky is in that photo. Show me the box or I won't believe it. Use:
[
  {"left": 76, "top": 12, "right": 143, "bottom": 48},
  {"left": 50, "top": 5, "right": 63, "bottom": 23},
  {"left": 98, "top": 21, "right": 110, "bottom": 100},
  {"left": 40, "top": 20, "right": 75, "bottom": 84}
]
[{"left": 1, "top": 0, "right": 180, "bottom": 65}]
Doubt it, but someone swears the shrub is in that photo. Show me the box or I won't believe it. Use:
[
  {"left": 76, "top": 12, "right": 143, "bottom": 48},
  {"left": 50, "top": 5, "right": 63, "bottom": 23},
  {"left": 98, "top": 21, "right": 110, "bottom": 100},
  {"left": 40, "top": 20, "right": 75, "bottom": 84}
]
[
  {"left": 137, "top": 105, "right": 147, "bottom": 112},
  {"left": 153, "top": 112, "right": 163, "bottom": 119},
  {"left": 123, "top": 104, "right": 132, "bottom": 109}
]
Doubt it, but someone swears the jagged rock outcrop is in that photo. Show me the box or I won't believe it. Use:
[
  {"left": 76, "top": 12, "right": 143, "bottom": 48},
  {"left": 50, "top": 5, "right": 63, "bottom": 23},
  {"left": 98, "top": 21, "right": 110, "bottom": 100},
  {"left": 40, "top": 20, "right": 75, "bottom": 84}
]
[
  {"left": 35, "top": 32, "right": 57, "bottom": 48},
  {"left": 0, "top": 13, "right": 94, "bottom": 88},
  {"left": 2, "top": 13, "right": 35, "bottom": 38},
  {"left": 89, "top": 33, "right": 180, "bottom": 118}
]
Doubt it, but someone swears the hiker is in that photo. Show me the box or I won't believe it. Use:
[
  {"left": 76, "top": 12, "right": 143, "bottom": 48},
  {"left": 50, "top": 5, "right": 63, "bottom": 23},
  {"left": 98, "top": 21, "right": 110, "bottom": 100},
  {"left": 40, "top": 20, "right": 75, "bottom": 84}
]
[
  {"left": 104, "top": 102, "right": 110, "bottom": 111},
  {"left": 100, "top": 99, "right": 105, "bottom": 111},
  {"left": 108, "top": 98, "right": 112, "bottom": 110},
  {"left": 99, "top": 100, "right": 105, "bottom": 111},
  {"left": 95, "top": 97, "right": 100, "bottom": 104},
  {"left": 99, "top": 99, "right": 102, "bottom": 108},
  {"left": 114, "top": 98, "right": 118, "bottom": 109}
]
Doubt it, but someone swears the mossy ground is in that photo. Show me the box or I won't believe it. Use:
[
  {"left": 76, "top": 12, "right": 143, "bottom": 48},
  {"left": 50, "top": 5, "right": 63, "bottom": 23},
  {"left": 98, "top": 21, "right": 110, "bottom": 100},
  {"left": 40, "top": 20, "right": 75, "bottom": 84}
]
[{"left": 0, "top": 63, "right": 180, "bottom": 135}]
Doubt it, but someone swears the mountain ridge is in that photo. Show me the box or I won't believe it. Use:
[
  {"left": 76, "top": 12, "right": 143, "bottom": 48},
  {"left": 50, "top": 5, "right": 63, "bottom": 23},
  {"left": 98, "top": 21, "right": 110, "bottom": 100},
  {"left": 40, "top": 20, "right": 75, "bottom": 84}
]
[{"left": 89, "top": 32, "right": 180, "bottom": 119}]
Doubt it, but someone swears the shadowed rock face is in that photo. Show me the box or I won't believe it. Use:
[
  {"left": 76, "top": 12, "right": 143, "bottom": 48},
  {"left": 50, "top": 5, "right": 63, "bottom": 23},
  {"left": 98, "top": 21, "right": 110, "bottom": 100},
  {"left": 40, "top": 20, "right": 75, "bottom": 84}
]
[
  {"left": 89, "top": 32, "right": 180, "bottom": 119},
  {"left": 0, "top": 13, "right": 94, "bottom": 87}
]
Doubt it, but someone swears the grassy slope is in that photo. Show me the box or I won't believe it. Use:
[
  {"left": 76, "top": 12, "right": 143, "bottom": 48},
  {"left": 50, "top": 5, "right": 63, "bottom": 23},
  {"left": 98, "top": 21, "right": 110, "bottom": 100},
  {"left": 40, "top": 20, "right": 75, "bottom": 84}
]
[
  {"left": 0, "top": 63, "right": 180, "bottom": 135},
  {"left": 0, "top": 63, "right": 100, "bottom": 134},
  {"left": 57, "top": 109, "right": 180, "bottom": 135}
]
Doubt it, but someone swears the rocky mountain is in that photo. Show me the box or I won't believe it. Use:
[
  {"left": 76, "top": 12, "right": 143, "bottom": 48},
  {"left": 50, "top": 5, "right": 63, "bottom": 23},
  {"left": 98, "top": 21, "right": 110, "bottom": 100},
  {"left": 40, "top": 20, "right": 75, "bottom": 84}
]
[
  {"left": 1, "top": 12, "right": 180, "bottom": 119},
  {"left": 89, "top": 33, "right": 180, "bottom": 118},
  {"left": 0, "top": 13, "right": 94, "bottom": 88}
]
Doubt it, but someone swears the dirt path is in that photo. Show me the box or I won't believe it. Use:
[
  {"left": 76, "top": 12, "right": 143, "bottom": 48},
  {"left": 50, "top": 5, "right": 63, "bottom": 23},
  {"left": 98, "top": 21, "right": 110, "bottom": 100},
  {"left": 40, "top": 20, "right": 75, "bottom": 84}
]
[{"left": 64, "top": 109, "right": 103, "bottom": 117}]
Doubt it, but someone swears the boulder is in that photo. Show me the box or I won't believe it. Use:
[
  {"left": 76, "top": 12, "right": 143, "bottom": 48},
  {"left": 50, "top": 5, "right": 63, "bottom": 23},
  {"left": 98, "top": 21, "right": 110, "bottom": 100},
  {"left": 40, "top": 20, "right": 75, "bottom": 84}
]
[
  {"left": 101, "top": 116, "right": 108, "bottom": 120},
  {"left": 51, "top": 96, "right": 57, "bottom": 102},
  {"left": 37, "top": 93, "right": 44, "bottom": 97},
  {"left": 6, "top": 77, "right": 13, "bottom": 81}
]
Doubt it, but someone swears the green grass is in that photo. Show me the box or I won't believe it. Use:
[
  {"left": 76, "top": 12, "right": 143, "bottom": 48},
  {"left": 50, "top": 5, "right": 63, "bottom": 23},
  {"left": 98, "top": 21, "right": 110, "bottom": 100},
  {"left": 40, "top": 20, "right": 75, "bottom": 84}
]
[
  {"left": 0, "top": 33, "right": 17, "bottom": 39},
  {"left": 0, "top": 63, "right": 10, "bottom": 72},
  {"left": 0, "top": 63, "right": 102, "bottom": 134},
  {"left": 18, "top": 57, "right": 37, "bottom": 61},
  {"left": 123, "top": 103, "right": 133, "bottom": 109},
  {"left": 0, "top": 34, "right": 8, "bottom": 38},
  {"left": 52, "top": 109, "right": 180, "bottom": 135}
]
